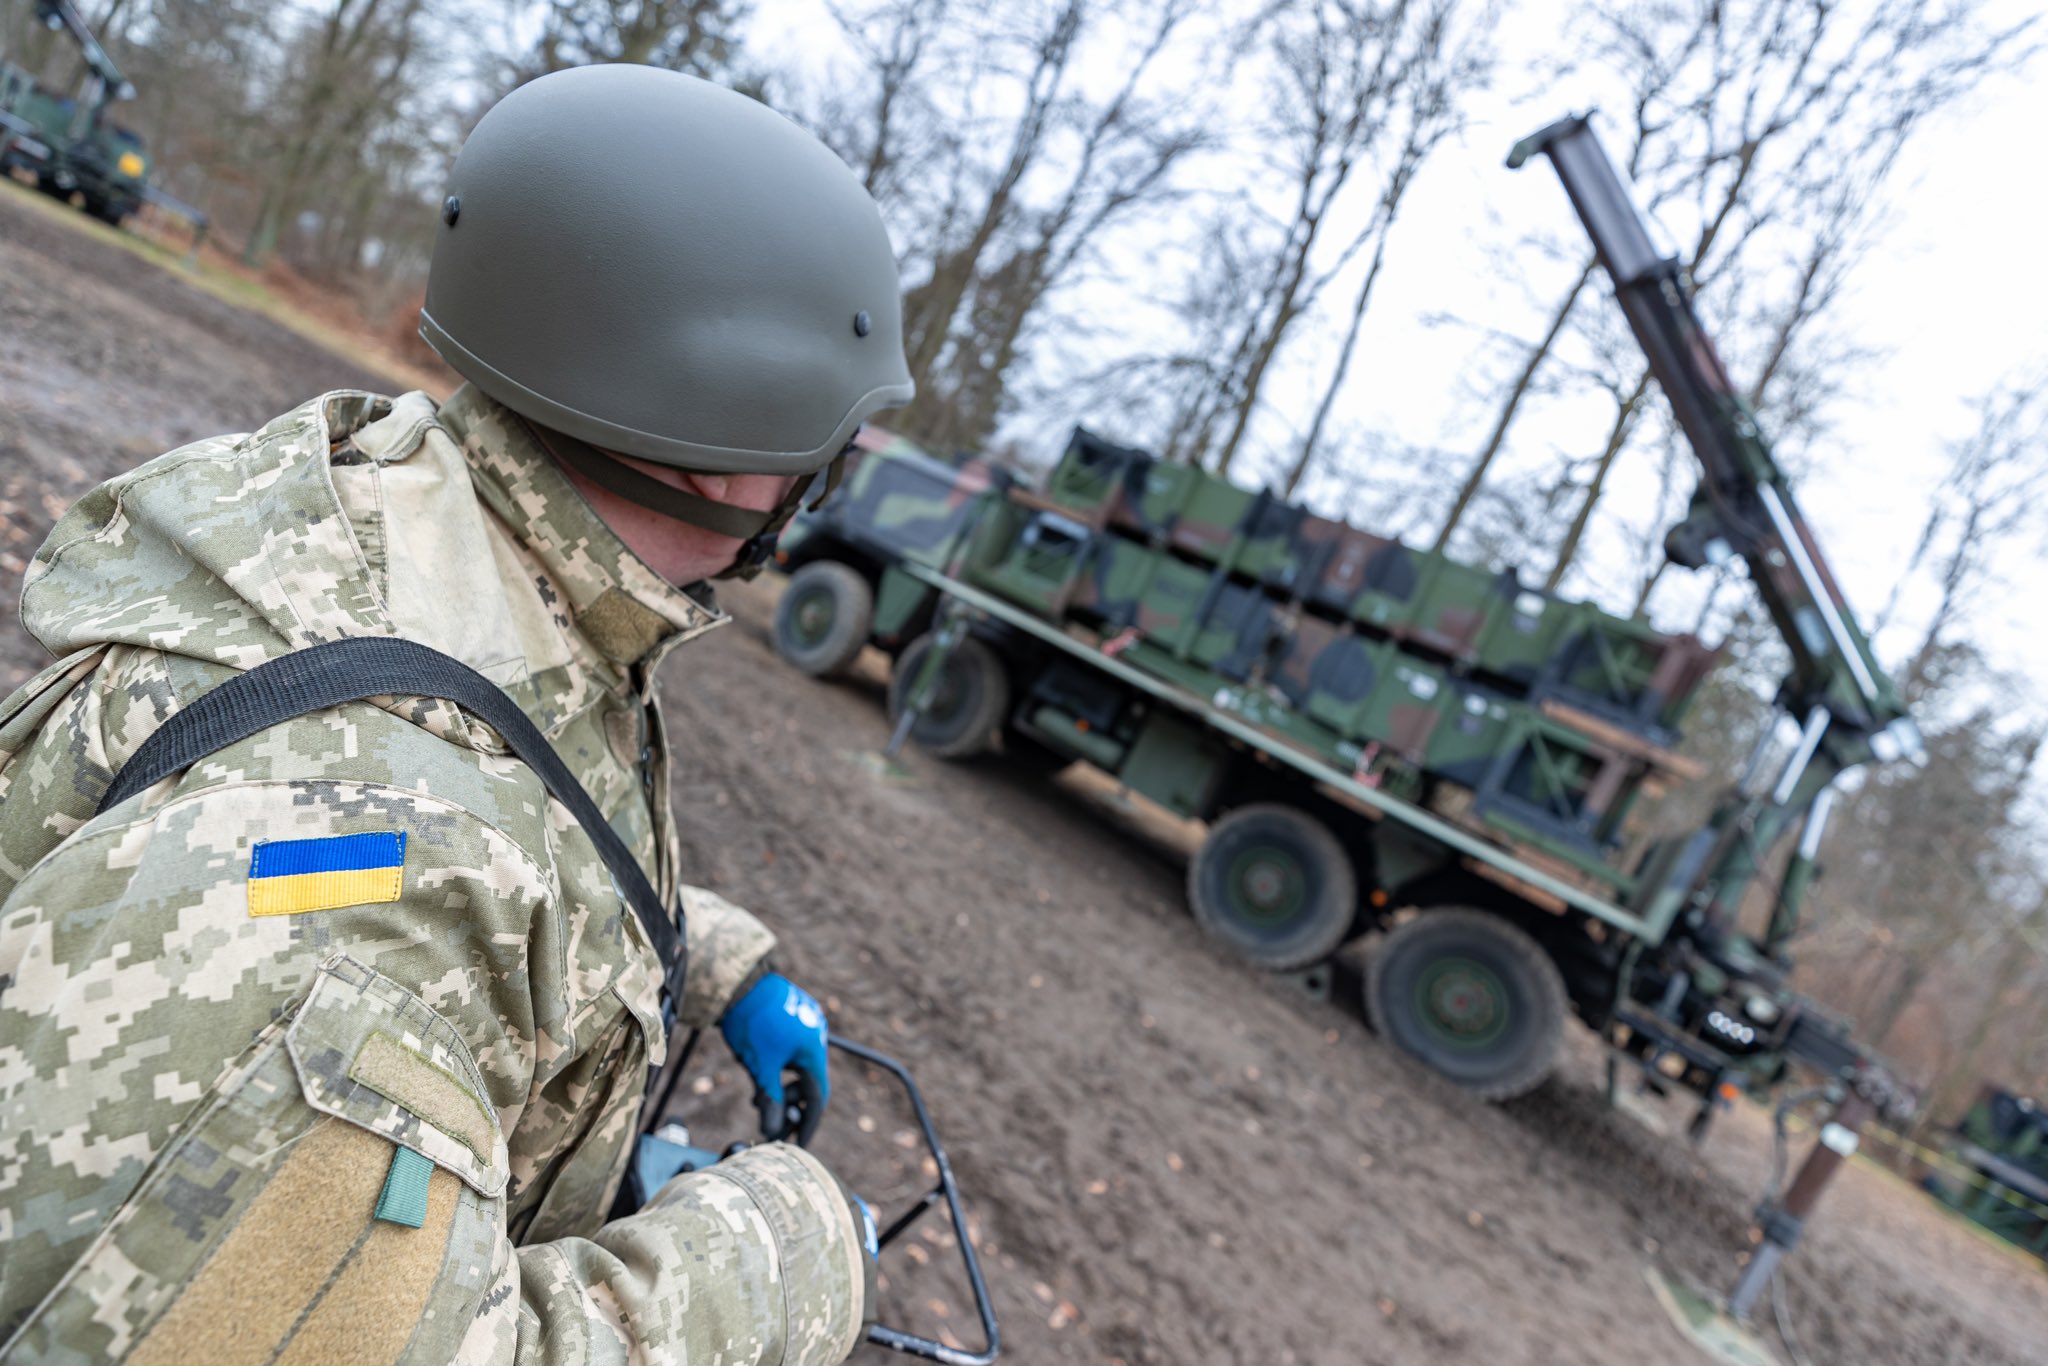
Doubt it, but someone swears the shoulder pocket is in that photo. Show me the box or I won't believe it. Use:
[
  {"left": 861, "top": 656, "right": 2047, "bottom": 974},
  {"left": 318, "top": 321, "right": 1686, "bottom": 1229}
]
[
  {"left": 2, "top": 953, "right": 504, "bottom": 1364},
  {"left": 288, "top": 954, "right": 507, "bottom": 1197}
]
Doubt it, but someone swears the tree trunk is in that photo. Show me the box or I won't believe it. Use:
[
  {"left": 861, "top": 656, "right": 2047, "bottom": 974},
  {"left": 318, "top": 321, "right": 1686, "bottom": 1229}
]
[
  {"left": 1212, "top": 237, "right": 1316, "bottom": 476},
  {"left": 1869, "top": 953, "right": 1936, "bottom": 1050},
  {"left": 1543, "top": 370, "right": 1651, "bottom": 591},
  {"left": 1282, "top": 208, "right": 1398, "bottom": 495},
  {"left": 243, "top": 181, "right": 287, "bottom": 267},
  {"left": 897, "top": 1, "right": 1079, "bottom": 387},
  {"left": 1630, "top": 558, "right": 1668, "bottom": 619},
  {"left": 1432, "top": 257, "right": 1595, "bottom": 551}
]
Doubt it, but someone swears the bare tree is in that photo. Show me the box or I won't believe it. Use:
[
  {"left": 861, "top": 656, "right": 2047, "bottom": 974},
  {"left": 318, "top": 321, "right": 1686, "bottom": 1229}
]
[
  {"left": 1540, "top": 369, "right": 1650, "bottom": 590},
  {"left": 1280, "top": 0, "right": 1485, "bottom": 494},
  {"left": 902, "top": 0, "right": 1203, "bottom": 452},
  {"left": 240, "top": 0, "right": 433, "bottom": 268},
  {"left": 1793, "top": 382, "right": 2046, "bottom": 1063},
  {"left": 1432, "top": 0, "right": 2036, "bottom": 583},
  {"left": 515, "top": 0, "right": 749, "bottom": 79},
  {"left": 1891, "top": 380, "right": 2046, "bottom": 698},
  {"left": 891, "top": 0, "right": 1086, "bottom": 391},
  {"left": 1430, "top": 1, "right": 1715, "bottom": 550},
  {"left": 1117, "top": 0, "right": 1493, "bottom": 482},
  {"left": 1172, "top": 0, "right": 1490, "bottom": 478},
  {"left": 818, "top": 0, "right": 950, "bottom": 203}
]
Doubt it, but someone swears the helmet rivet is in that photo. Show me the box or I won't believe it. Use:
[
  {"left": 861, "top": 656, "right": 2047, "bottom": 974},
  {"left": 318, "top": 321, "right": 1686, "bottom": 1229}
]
[
  {"left": 853, "top": 309, "right": 872, "bottom": 338},
  {"left": 442, "top": 195, "right": 461, "bottom": 226}
]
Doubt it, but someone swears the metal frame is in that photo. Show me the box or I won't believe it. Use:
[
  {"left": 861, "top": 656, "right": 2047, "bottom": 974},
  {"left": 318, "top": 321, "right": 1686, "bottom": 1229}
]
[{"left": 830, "top": 1038, "right": 1001, "bottom": 1365}]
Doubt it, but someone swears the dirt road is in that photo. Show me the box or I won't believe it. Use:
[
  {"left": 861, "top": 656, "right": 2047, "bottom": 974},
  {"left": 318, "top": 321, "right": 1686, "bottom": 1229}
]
[
  {"left": 0, "top": 184, "right": 392, "bottom": 692},
  {"left": 3, "top": 185, "right": 2041, "bottom": 1365}
]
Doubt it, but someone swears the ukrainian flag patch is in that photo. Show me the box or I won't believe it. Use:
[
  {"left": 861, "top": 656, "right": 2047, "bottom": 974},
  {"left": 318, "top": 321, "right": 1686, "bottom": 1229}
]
[{"left": 247, "top": 832, "right": 406, "bottom": 918}]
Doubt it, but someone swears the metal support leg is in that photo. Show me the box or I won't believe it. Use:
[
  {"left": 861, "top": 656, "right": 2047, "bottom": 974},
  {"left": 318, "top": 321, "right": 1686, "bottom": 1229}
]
[
  {"left": 1726, "top": 1243, "right": 1786, "bottom": 1323},
  {"left": 883, "top": 606, "right": 970, "bottom": 759},
  {"left": 1728, "top": 1090, "right": 1875, "bottom": 1322}
]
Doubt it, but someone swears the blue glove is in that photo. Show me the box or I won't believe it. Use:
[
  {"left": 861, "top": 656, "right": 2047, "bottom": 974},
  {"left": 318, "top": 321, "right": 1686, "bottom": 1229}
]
[{"left": 720, "top": 972, "right": 830, "bottom": 1143}]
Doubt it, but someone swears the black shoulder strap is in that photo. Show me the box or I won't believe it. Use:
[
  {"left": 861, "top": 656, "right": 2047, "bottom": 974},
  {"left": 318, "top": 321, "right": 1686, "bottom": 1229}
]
[{"left": 97, "top": 636, "right": 685, "bottom": 1007}]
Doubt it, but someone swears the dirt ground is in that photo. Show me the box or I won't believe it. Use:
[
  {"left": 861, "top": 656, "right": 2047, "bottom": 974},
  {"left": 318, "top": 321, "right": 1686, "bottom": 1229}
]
[{"left": 3, "top": 184, "right": 2042, "bottom": 1365}]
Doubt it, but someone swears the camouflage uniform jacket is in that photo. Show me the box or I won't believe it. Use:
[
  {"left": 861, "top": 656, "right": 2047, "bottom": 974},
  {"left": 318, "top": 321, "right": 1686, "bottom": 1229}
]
[{"left": 0, "top": 388, "right": 869, "bottom": 1363}]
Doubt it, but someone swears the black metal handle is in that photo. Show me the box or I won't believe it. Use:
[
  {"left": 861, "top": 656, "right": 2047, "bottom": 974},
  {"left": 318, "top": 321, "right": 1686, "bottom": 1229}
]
[{"left": 824, "top": 1038, "right": 1001, "bottom": 1366}]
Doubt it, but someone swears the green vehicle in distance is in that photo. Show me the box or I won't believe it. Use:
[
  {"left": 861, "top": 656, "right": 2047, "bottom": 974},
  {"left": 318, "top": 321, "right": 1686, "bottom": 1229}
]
[
  {"left": 1, "top": 0, "right": 150, "bottom": 225},
  {"left": 1928, "top": 1087, "right": 2048, "bottom": 1260},
  {"left": 774, "top": 117, "right": 1916, "bottom": 1133}
]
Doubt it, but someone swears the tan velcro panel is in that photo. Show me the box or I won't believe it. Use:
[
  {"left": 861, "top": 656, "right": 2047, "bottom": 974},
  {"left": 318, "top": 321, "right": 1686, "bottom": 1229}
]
[{"left": 287, "top": 953, "right": 508, "bottom": 1196}]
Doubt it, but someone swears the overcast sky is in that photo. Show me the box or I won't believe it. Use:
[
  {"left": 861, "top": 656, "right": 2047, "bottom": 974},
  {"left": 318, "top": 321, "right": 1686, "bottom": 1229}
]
[{"left": 750, "top": 0, "right": 2046, "bottom": 737}]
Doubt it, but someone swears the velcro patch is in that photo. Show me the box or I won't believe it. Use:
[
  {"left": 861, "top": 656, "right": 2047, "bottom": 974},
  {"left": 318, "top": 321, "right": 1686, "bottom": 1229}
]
[
  {"left": 248, "top": 831, "right": 405, "bottom": 917},
  {"left": 349, "top": 1032, "right": 496, "bottom": 1158}
]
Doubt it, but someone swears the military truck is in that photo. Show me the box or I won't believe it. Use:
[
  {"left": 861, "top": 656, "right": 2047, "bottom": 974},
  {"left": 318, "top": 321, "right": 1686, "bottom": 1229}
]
[
  {"left": 773, "top": 116, "right": 1917, "bottom": 1129},
  {"left": 1928, "top": 1087, "right": 2048, "bottom": 1259},
  {"left": 0, "top": 0, "right": 150, "bottom": 224}
]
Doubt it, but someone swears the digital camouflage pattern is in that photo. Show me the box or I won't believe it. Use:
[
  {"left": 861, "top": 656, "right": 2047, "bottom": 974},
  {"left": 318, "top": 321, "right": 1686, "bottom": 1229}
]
[{"left": 0, "top": 387, "right": 867, "bottom": 1363}]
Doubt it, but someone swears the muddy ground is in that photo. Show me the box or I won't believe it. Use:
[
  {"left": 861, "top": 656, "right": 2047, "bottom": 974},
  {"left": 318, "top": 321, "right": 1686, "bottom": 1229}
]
[{"left": 3, "top": 184, "right": 2042, "bottom": 1364}]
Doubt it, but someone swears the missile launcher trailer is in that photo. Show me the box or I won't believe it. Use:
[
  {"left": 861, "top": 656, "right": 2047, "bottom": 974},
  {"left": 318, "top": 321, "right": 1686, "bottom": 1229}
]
[
  {"left": 958, "top": 431, "right": 1724, "bottom": 879},
  {"left": 774, "top": 117, "right": 1915, "bottom": 1156}
]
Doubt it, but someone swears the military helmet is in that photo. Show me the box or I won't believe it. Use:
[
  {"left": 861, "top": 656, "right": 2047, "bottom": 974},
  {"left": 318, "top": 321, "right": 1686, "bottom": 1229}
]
[{"left": 420, "top": 64, "right": 913, "bottom": 480}]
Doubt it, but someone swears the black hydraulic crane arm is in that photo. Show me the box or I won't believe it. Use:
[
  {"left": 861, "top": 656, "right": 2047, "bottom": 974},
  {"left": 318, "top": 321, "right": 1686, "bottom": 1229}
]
[
  {"left": 33, "top": 0, "right": 132, "bottom": 108},
  {"left": 1509, "top": 114, "right": 1919, "bottom": 779}
]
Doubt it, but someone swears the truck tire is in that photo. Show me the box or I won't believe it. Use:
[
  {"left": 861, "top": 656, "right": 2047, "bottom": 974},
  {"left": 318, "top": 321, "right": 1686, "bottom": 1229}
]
[
  {"left": 774, "top": 560, "right": 873, "bottom": 677},
  {"left": 1187, "top": 804, "right": 1356, "bottom": 971},
  {"left": 887, "top": 633, "right": 1008, "bottom": 759},
  {"left": 1365, "top": 908, "right": 1566, "bottom": 1101}
]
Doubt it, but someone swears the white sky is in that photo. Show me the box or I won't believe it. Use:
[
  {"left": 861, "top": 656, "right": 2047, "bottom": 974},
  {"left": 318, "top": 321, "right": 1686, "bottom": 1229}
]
[{"left": 756, "top": 0, "right": 2048, "bottom": 727}]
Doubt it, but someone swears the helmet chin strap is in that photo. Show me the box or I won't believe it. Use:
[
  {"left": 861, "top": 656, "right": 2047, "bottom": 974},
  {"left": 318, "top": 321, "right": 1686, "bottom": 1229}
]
[{"left": 524, "top": 419, "right": 852, "bottom": 580}]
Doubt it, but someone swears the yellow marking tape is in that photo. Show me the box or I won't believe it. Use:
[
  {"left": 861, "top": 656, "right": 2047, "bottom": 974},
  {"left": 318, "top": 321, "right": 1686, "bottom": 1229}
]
[{"left": 1781, "top": 1111, "right": 2048, "bottom": 1223}]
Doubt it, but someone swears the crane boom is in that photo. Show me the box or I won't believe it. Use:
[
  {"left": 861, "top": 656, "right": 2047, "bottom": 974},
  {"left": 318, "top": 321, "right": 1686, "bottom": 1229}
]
[
  {"left": 33, "top": 0, "right": 130, "bottom": 103},
  {"left": 1508, "top": 114, "right": 1918, "bottom": 777}
]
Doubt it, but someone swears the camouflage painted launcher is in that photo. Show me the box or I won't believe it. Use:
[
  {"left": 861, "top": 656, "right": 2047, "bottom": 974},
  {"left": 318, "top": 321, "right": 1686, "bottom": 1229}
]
[
  {"left": 782, "top": 428, "right": 1016, "bottom": 570},
  {"left": 954, "top": 443, "right": 1716, "bottom": 876},
  {"left": 1037, "top": 430, "right": 1719, "bottom": 739}
]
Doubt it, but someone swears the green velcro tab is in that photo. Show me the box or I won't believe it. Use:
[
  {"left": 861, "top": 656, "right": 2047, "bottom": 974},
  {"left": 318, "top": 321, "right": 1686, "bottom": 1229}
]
[{"left": 374, "top": 1145, "right": 434, "bottom": 1228}]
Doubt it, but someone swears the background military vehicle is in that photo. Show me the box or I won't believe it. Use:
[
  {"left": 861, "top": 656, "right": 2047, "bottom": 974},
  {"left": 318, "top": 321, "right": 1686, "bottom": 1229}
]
[
  {"left": 774, "top": 117, "right": 1915, "bottom": 1137},
  {"left": 0, "top": 0, "right": 193, "bottom": 231},
  {"left": 1927, "top": 1086, "right": 2048, "bottom": 1260}
]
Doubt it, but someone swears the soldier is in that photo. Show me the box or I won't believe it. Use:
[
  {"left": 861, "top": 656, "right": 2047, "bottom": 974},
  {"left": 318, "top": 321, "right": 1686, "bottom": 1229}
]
[{"left": 0, "top": 65, "right": 910, "bottom": 1363}]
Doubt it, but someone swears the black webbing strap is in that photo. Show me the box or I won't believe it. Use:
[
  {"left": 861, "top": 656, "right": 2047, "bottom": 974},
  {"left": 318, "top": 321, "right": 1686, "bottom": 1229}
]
[
  {"left": 96, "top": 636, "right": 686, "bottom": 1006},
  {"left": 526, "top": 422, "right": 778, "bottom": 542},
  {"left": 523, "top": 419, "right": 855, "bottom": 581}
]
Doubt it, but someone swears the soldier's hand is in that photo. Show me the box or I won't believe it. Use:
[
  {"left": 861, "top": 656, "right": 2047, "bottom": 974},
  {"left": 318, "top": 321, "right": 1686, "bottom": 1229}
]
[{"left": 719, "top": 972, "right": 831, "bottom": 1143}]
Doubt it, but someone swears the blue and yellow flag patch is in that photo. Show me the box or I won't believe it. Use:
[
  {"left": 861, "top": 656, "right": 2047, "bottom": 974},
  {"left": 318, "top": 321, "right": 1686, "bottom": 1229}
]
[{"left": 248, "top": 832, "right": 406, "bottom": 918}]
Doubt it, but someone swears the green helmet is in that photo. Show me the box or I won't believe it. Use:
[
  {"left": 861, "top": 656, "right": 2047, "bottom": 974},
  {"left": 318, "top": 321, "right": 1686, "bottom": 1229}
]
[{"left": 420, "top": 64, "right": 913, "bottom": 488}]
